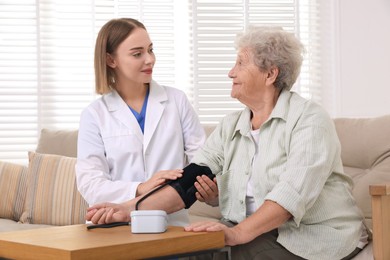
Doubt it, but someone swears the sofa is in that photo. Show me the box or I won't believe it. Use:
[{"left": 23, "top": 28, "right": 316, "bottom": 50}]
[{"left": 1, "top": 115, "right": 390, "bottom": 260}]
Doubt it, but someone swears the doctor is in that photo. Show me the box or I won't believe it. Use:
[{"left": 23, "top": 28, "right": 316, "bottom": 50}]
[{"left": 75, "top": 18, "right": 205, "bottom": 226}]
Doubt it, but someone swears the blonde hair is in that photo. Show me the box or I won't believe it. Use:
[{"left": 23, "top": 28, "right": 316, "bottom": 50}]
[
  {"left": 94, "top": 18, "right": 146, "bottom": 94},
  {"left": 235, "top": 26, "right": 304, "bottom": 90}
]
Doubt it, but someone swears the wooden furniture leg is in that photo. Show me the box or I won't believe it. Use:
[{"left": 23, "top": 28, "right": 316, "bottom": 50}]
[{"left": 370, "top": 184, "right": 390, "bottom": 260}]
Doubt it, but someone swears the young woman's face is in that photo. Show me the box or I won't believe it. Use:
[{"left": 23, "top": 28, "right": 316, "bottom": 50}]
[{"left": 108, "top": 28, "right": 155, "bottom": 87}]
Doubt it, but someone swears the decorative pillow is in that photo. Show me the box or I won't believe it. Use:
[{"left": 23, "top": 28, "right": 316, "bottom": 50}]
[
  {"left": 35, "top": 128, "right": 78, "bottom": 158},
  {"left": 19, "top": 152, "right": 88, "bottom": 225},
  {"left": 0, "top": 161, "right": 28, "bottom": 221}
]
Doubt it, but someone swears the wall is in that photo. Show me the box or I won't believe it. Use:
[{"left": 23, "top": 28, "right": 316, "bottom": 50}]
[{"left": 337, "top": 0, "right": 390, "bottom": 118}]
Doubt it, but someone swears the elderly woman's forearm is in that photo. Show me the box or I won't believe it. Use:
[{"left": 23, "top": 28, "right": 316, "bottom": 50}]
[{"left": 233, "top": 200, "right": 292, "bottom": 245}]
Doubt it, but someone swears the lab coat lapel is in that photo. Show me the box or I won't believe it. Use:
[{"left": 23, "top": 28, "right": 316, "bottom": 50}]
[
  {"left": 104, "top": 90, "right": 144, "bottom": 142},
  {"left": 144, "top": 81, "right": 167, "bottom": 152}
]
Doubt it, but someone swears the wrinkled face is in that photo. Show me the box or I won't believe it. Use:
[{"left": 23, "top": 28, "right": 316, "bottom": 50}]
[
  {"left": 107, "top": 28, "right": 155, "bottom": 87},
  {"left": 228, "top": 47, "right": 268, "bottom": 105}
]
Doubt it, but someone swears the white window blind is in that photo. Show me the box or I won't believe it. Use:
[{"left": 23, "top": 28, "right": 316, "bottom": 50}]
[
  {"left": 0, "top": 0, "right": 39, "bottom": 163},
  {"left": 0, "top": 0, "right": 330, "bottom": 164},
  {"left": 190, "top": 0, "right": 324, "bottom": 124},
  {"left": 38, "top": 0, "right": 95, "bottom": 130},
  {"left": 0, "top": 0, "right": 176, "bottom": 164}
]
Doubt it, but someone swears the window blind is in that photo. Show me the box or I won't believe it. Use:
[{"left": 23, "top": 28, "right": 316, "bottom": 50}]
[
  {"left": 0, "top": 0, "right": 38, "bottom": 163},
  {"left": 0, "top": 0, "right": 177, "bottom": 164},
  {"left": 0, "top": 0, "right": 330, "bottom": 164},
  {"left": 38, "top": 0, "right": 96, "bottom": 130},
  {"left": 190, "top": 0, "right": 324, "bottom": 124}
]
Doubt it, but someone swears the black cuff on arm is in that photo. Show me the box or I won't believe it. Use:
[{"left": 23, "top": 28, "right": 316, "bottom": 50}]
[{"left": 168, "top": 163, "right": 214, "bottom": 209}]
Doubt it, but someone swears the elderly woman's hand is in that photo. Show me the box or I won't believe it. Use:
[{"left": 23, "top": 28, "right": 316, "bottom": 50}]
[
  {"left": 184, "top": 221, "right": 241, "bottom": 246},
  {"left": 86, "top": 202, "right": 131, "bottom": 224},
  {"left": 194, "top": 175, "right": 219, "bottom": 206}
]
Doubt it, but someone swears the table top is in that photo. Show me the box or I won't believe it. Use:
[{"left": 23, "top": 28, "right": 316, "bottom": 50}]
[{"left": 0, "top": 224, "right": 225, "bottom": 260}]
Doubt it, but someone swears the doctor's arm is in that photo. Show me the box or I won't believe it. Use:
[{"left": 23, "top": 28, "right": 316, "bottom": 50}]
[
  {"left": 86, "top": 185, "right": 185, "bottom": 224},
  {"left": 76, "top": 109, "right": 140, "bottom": 204},
  {"left": 77, "top": 109, "right": 184, "bottom": 204}
]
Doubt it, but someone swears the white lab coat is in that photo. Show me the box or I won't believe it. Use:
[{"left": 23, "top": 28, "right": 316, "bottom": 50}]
[{"left": 76, "top": 80, "right": 205, "bottom": 226}]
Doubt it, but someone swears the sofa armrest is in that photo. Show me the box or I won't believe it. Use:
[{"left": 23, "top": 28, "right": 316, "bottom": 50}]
[{"left": 369, "top": 183, "right": 390, "bottom": 260}]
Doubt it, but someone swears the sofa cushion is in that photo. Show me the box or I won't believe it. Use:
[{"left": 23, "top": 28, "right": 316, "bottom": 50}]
[
  {"left": 334, "top": 115, "right": 390, "bottom": 230},
  {"left": 19, "top": 152, "right": 88, "bottom": 225},
  {"left": 0, "top": 219, "right": 53, "bottom": 233},
  {"left": 0, "top": 161, "right": 28, "bottom": 221},
  {"left": 188, "top": 201, "right": 222, "bottom": 223},
  {"left": 36, "top": 128, "right": 78, "bottom": 158}
]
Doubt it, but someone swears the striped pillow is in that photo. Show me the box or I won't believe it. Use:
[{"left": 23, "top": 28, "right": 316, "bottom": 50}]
[
  {"left": 0, "top": 161, "right": 28, "bottom": 221},
  {"left": 19, "top": 152, "right": 88, "bottom": 225}
]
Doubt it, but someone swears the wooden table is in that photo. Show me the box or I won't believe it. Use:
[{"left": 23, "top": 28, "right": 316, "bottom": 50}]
[{"left": 0, "top": 224, "right": 226, "bottom": 260}]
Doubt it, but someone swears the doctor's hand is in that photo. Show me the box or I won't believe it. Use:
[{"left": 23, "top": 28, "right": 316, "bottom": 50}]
[
  {"left": 86, "top": 201, "right": 133, "bottom": 224},
  {"left": 136, "top": 169, "right": 183, "bottom": 196},
  {"left": 195, "top": 175, "right": 219, "bottom": 207}
]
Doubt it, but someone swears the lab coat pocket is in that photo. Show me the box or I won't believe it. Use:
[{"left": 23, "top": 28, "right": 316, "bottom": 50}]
[{"left": 102, "top": 130, "right": 142, "bottom": 157}]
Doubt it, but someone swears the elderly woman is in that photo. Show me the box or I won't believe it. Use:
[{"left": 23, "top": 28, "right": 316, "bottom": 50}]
[{"left": 86, "top": 26, "right": 368, "bottom": 260}]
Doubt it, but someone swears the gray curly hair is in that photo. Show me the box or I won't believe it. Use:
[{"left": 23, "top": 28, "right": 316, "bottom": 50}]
[{"left": 235, "top": 26, "right": 305, "bottom": 91}]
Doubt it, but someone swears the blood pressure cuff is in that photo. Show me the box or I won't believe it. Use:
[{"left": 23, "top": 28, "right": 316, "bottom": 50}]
[{"left": 168, "top": 163, "right": 214, "bottom": 209}]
